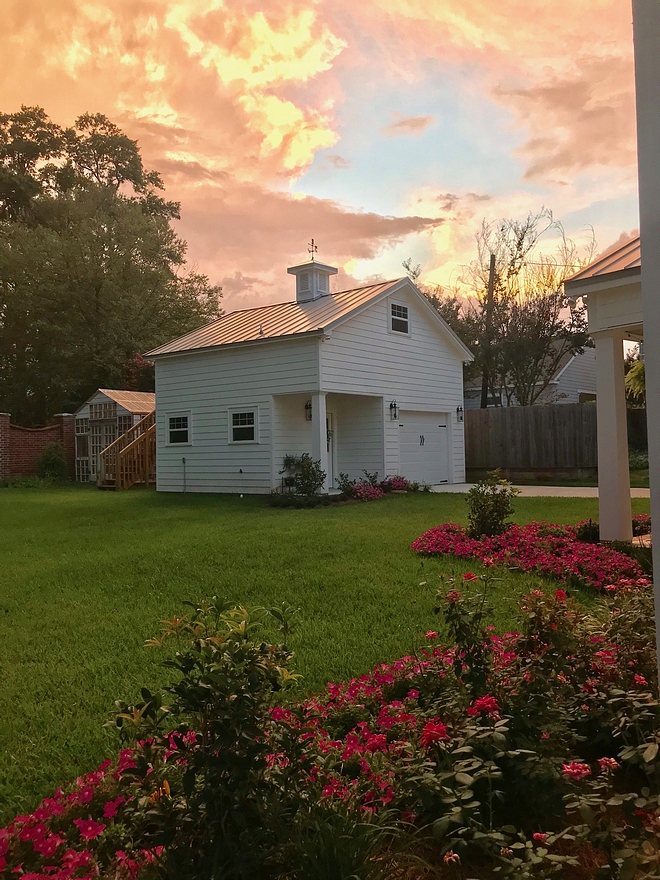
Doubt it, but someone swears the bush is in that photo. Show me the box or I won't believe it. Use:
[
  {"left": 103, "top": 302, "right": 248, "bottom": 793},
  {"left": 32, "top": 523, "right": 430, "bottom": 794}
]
[
  {"left": 6, "top": 582, "right": 660, "bottom": 880},
  {"left": 466, "top": 470, "right": 518, "bottom": 537},
  {"left": 629, "top": 448, "right": 649, "bottom": 470},
  {"left": 268, "top": 492, "right": 340, "bottom": 509},
  {"left": 0, "top": 475, "right": 54, "bottom": 489},
  {"left": 36, "top": 443, "right": 69, "bottom": 483},
  {"left": 277, "top": 453, "right": 326, "bottom": 497}
]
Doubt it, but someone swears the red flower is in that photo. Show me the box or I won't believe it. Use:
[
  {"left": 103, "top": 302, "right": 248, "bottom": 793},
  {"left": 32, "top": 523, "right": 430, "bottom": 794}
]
[
  {"left": 420, "top": 720, "right": 450, "bottom": 747},
  {"left": 425, "top": 631, "right": 438, "bottom": 640},
  {"left": 554, "top": 589, "right": 568, "bottom": 602},
  {"left": 562, "top": 762, "right": 591, "bottom": 781},
  {"left": 532, "top": 832, "right": 547, "bottom": 842},
  {"left": 634, "top": 674, "right": 648, "bottom": 686},
  {"left": 598, "top": 757, "right": 620, "bottom": 773},
  {"left": 445, "top": 590, "right": 461, "bottom": 604},
  {"left": 463, "top": 572, "right": 479, "bottom": 581},
  {"left": 73, "top": 818, "right": 106, "bottom": 841},
  {"left": 32, "top": 833, "right": 64, "bottom": 857},
  {"left": 467, "top": 695, "right": 500, "bottom": 717}
]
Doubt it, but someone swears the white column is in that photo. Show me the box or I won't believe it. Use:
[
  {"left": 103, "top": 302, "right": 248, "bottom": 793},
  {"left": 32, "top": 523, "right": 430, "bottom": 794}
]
[
  {"left": 633, "top": 0, "right": 660, "bottom": 674},
  {"left": 310, "top": 391, "right": 329, "bottom": 492},
  {"left": 594, "top": 330, "right": 632, "bottom": 541}
]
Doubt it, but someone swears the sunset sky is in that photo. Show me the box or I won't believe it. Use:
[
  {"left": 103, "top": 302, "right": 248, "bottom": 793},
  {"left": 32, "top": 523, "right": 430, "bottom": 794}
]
[{"left": 2, "top": 0, "right": 639, "bottom": 309}]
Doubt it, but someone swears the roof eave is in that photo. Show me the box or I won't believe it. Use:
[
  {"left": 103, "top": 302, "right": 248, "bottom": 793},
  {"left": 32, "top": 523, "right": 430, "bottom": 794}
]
[
  {"left": 565, "top": 265, "right": 641, "bottom": 292},
  {"left": 147, "top": 328, "right": 324, "bottom": 359}
]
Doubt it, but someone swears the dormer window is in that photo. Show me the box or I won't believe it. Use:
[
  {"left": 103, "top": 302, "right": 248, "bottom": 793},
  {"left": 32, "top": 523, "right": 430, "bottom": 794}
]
[{"left": 391, "top": 303, "right": 409, "bottom": 334}]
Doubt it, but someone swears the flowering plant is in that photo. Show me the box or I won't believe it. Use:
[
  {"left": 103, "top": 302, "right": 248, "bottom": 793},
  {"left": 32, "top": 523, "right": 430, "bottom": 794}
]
[
  {"left": 4, "top": 583, "right": 660, "bottom": 879},
  {"left": 412, "top": 520, "right": 648, "bottom": 592}
]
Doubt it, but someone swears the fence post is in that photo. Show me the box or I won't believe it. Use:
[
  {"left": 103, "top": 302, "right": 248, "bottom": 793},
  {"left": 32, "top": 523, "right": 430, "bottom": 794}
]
[{"left": 53, "top": 414, "right": 76, "bottom": 480}]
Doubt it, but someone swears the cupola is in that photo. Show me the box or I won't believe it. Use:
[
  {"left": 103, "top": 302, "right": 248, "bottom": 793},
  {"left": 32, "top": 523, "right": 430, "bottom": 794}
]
[{"left": 287, "top": 241, "right": 338, "bottom": 302}]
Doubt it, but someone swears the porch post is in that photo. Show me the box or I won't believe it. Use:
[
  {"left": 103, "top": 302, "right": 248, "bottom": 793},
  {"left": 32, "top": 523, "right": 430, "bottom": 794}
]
[
  {"left": 594, "top": 329, "right": 632, "bottom": 541},
  {"left": 633, "top": 0, "right": 660, "bottom": 679},
  {"left": 311, "top": 392, "right": 329, "bottom": 493}
]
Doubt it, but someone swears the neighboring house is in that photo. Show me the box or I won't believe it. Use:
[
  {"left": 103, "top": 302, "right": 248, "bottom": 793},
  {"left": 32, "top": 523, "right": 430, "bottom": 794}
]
[
  {"left": 463, "top": 346, "right": 597, "bottom": 409},
  {"left": 74, "top": 389, "right": 155, "bottom": 482},
  {"left": 146, "top": 259, "right": 473, "bottom": 494}
]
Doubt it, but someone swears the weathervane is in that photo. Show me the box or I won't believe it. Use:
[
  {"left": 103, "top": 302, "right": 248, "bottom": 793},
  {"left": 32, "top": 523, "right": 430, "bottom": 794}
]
[{"left": 308, "top": 238, "right": 318, "bottom": 259}]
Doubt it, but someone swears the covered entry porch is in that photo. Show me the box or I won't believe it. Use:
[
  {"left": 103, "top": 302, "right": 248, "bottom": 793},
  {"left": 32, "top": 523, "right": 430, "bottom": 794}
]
[{"left": 272, "top": 391, "right": 452, "bottom": 492}]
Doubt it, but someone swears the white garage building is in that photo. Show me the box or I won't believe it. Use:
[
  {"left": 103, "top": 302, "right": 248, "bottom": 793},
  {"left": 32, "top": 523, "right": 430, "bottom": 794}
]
[{"left": 147, "top": 259, "right": 473, "bottom": 494}]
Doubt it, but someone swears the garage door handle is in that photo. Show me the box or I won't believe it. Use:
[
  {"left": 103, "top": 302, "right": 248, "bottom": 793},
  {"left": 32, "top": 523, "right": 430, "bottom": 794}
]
[{"left": 420, "top": 434, "right": 425, "bottom": 446}]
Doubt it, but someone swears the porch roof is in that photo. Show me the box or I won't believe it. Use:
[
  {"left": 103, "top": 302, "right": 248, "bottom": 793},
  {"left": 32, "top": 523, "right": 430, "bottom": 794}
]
[{"left": 565, "top": 236, "right": 641, "bottom": 291}]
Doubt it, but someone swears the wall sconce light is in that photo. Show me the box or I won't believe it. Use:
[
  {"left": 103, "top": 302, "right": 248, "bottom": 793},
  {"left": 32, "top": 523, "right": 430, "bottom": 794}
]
[
  {"left": 304, "top": 399, "right": 312, "bottom": 421},
  {"left": 456, "top": 405, "right": 464, "bottom": 422},
  {"left": 389, "top": 400, "right": 398, "bottom": 420}
]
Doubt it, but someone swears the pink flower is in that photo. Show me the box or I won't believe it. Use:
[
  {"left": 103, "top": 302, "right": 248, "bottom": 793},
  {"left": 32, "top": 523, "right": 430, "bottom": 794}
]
[
  {"left": 406, "top": 689, "right": 419, "bottom": 700},
  {"left": 445, "top": 590, "right": 461, "bottom": 604},
  {"left": 420, "top": 720, "right": 450, "bottom": 747},
  {"left": 598, "top": 757, "right": 620, "bottom": 773},
  {"left": 103, "top": 796, "right": 125, "bottom": 818},
  {"left": 73, "top": 818, "right": 106, "bottom": 841},
  {"left": 77, "top": 784, "right": 94, "bottom": 804},
  {"left": 532, "top": 832, "right": 547, "bottom": 842},
  {"left": 467, "top": 695, "right": 500, "bottom": 717},
  {"left": 32, "top": 833, "right": 64, "bottom": 857},
  {"left": 562, "top": 762, "right": 591, "bottom": 781},
  {"left": 425, "top": 631, "right": 438, "bottom": 640},
  {"left": 463, "top": 572, "right": 479, "bottom": 581},
  {"left": 18, "top": 823, "right": 47, "bottom": 842},
  {"left": 634, "top": 674, "right": 648, "bottom": 686}
]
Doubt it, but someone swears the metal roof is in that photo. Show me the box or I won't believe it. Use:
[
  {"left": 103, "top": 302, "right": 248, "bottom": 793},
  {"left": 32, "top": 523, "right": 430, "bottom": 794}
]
[
  {"left": 566, "top": 235, "right": 641, "bottom": 288},
  {"left": 97, "top": 390, "right": 155, "bottom": 413},
  {"left": 147, "top": 280, "right": 402, "bottom": 357}
]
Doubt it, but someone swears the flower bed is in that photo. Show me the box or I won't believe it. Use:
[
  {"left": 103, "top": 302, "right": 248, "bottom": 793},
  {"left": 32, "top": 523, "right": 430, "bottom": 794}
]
[
  {"left": 412, "top": 520, "right": 649, "bottom": 591},
  {"left": 4, "top": 588, "right": 660, "bottom": 879}
]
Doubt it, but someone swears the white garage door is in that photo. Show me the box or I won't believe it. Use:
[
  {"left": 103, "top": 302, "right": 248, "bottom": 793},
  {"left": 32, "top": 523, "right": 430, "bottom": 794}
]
[{"left": 399, "top": 411, "right": 449, "bottom": 484}]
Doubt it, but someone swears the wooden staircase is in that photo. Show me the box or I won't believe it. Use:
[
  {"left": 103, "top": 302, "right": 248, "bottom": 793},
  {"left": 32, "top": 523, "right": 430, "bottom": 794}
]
[{"left": 98, "top": 412, "right": 156, "bottom": 490}]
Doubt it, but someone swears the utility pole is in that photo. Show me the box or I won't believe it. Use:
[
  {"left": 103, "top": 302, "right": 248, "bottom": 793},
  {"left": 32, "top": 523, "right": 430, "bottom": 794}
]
[{"left": 480, "top": 253, "right": 496, "bottom": 408}]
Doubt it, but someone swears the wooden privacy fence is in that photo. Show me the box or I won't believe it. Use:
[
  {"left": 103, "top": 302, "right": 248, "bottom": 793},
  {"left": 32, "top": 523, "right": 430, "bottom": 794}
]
[{"left": 465, "top": 404, "right": 598, "bottom": 481}]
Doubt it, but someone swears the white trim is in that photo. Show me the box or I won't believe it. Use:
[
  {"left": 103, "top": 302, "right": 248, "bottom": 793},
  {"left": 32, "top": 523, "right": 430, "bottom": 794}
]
[
  {"left": 166, "top": 411, "right": 192, "bottom": 446},
  {"left": 228, "top": 405, "right": 260, "bottom": 444}
]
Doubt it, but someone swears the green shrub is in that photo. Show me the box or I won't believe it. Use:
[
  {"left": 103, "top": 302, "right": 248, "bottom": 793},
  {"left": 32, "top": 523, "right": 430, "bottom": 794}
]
[
  {"left": 0, "top": 475, "right": 54, "bottom": 489},
  {"left": 629, "top": 448, "right": 649, "bottom": 470},
  {"left": 36, "top": 443, "right": 69, "bottom": 483},
  {"left": 466, "top": 470, "right": 519, "bottom": 537},
  {"left": 294, "top": 454, "right": 326, "bottom": 497}
]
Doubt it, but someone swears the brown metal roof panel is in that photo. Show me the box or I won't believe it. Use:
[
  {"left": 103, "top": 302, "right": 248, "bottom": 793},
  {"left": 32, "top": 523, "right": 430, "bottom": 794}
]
[
  {"left": 146, "top": 280, "right": 401, "bottom": 356},
  {"left": 97, "top": 390, "right": 156, "bottom": 413},
  {"left": 568, "top": 236, "right": 641, "bottom": 282}
]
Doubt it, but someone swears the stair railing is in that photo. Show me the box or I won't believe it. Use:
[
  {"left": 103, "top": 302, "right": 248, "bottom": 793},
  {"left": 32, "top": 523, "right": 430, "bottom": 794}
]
[{"left": 98, "top": 411, "right": 156, "bottom": 489}]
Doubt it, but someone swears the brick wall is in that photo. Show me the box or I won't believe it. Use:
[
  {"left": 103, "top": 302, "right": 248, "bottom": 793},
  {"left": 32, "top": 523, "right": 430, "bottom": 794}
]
[{"left": 0, "top": 414, "right": 76, "bottom": 480}]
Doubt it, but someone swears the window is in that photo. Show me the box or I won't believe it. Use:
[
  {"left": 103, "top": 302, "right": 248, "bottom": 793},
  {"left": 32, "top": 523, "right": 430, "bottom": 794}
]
[
  {"left": 89, "top": 402, "right": 116, "bottom": 420},
  {"left": 231, "top": 410, "right": 256, "bottom": 442},
  {"left": 168, "top": 414, "right": 190, "bottom": 444},
  {"left": 75, "top": 418, "right": 89, "bottom": 435},
  {"left": 390, "top": 302, "right": 409, "bottom": 334},
  {"left": 117, "top": 415, "right": 134, "bottom": 435}
]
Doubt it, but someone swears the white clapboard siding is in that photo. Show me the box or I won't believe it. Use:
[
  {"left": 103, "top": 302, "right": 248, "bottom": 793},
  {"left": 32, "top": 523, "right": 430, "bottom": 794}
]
[
  {"left": 326, "top": 393, "right": 384, "bottom": 480},
  {"left": 156, "top": 338, "right": 318, "bottom": 493},
  {"left": 320, "top": 290, "right": 466, "bottom": 482},
  {"left": 272, "top": 393, "right": 314, "bottom": 486}
]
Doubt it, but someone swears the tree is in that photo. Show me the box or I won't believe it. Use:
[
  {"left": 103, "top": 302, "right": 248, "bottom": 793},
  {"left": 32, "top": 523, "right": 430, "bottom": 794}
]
[
  {"left": 404, "top": 208, "right": 595, "bottom": 407},
  {"left": 0, "top": 106, "right": 221, "bottom": 424}
]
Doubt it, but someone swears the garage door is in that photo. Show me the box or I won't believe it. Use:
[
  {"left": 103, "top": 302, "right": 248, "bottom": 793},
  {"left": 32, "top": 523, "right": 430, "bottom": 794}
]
[{"left": 399, "top": 411, "right": 449, "bottom": 484}]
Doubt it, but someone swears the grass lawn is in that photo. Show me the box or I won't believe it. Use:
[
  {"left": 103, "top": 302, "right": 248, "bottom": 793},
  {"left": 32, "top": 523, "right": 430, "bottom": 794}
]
[{"left": 0, "top": 486, "right": 650, "bottom": 822}]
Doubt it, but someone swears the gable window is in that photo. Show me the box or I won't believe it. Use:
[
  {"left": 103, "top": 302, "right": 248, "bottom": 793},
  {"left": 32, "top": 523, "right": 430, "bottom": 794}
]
[
  {"left": 231, "top": 410, "right": 257, "bottom": 442},
  {"left": 390, "top": 302, "right": 409, "bottom": 334},
  {"left": 168, "top": 414, "right": 190, "bottom": 444}
]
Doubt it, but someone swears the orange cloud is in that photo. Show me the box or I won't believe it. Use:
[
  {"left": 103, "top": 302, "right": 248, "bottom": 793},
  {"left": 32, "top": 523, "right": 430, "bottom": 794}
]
[{"left": 383, "top": 114, "right": 435, "bottom": 136}]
